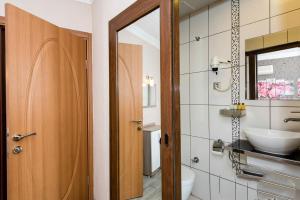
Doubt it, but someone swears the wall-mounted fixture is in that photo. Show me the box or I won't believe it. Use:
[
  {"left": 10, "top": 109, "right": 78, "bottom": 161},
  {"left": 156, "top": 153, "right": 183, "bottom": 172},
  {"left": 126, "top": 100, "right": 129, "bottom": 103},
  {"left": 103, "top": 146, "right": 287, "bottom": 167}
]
[
  {"left": 143, "top": 75, "right": 157, "bottom": 108},
  {"left": 212, "top": 139, "right": 225, "bottom": 155},
  {"left": 210, "top": 56, "right": 231, "bottom": 75},
  {"left": 210, "top": 56, "right": 232, "bottom": 92}
]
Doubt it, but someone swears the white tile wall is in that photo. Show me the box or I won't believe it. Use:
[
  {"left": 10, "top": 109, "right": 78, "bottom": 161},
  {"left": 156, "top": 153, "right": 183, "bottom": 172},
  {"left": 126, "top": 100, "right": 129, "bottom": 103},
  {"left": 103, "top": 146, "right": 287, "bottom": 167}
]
[
  {"left": 209, "top": 105, "right": 232, "bottom": 142},
  {"left": 210, "top": 143, "right": 235, "bottom": 181},
  {"left": 240, "top": 0, "right": 269, "bottom": 26},
  {"left": 271, "top": 8, "right": 300, "bottom": 33},
  {"left": 180, "top": 105, "right": 190, "bottom": 135},
  {"left": 236, "top": 184, "right": 247, "bottom": 200},
  {"left": 248, "top": 188, "right": 258, "bottom": 200},
  {"left": 190, "top": 72, "right": 208, "bottom": 104},
  {"left": 271, "top": 107, "right": 300, "bottom": 132},
  {"left": 209, "top": 30, "right": 231, "bottom": 65},
  {"left": 180, "top": 0, "right": 300, "bottom": 199},
  {"left": 180, "top": 43, "right": 189, "bottom": 74},
  {"left": 210, "top": 175, "right": 236, "bottom": 200},
  {"left": 181, "top": 134, "right": 191, "bottom": 166},
  {"left": 190, "top": 7, "right": 209, "bottom": 40},
  {"left": 180, "top": 74, "right": 189, "bottom": 104},
  {"left": 270, "top": 0, "right": 300, "bottom": 17},
  {"left": 209, "top": 0, "right": 231, "bottom": 35},
  {"left": 180, "top": 17, "right": 189, "bottom": 44},
  {"left": 190, "top": 38, "right": 209, "bottom": 72},
  {"left": 190, "top": 105, "right": 209, "bottom": 138},
  {"left": 209, "top": 68, "right": 232, "bottom": 106},
  {"left": 191, "top": 137, "right": 209, "bottom": 172}
]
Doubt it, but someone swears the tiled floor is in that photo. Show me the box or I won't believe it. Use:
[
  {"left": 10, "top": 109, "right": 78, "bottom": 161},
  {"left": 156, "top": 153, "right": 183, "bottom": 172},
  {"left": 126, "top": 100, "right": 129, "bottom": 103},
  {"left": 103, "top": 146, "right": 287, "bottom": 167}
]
[{"left": 133, "top": 171, "right": 162, "bottom": 200}]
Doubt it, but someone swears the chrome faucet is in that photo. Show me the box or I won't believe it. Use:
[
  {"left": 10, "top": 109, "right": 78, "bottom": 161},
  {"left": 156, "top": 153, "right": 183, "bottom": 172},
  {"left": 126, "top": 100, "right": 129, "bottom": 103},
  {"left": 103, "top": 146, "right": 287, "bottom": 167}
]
[{"left": 284, "top": 118, "right": 300, "bottom": 123}]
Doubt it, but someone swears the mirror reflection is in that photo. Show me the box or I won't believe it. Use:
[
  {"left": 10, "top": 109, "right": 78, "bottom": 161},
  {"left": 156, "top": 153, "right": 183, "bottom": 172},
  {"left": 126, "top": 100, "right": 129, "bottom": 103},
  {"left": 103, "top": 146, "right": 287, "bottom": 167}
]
[
  {"left": 117, "top": 8, "right": 161, "bottom": 200},
  {"left": 245, "top": 27, "right": 300, "bottom": 100}
]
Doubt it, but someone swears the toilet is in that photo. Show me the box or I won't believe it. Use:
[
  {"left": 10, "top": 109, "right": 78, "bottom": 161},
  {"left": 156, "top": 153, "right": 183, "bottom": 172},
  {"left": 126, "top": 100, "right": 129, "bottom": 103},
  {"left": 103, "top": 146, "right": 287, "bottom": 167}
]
[{"left": 181, "top": 165, "right": 196, "bottom": 200}]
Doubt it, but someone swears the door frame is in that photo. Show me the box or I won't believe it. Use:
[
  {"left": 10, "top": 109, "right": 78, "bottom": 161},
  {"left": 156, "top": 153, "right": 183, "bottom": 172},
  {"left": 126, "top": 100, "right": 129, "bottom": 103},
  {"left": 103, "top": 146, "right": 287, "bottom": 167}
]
[
  {"left": 109, "top": 0, "right": 181, "bottom": 199},
  {"left": 0, "top": 14, "right": 94, "bottom": 200}
]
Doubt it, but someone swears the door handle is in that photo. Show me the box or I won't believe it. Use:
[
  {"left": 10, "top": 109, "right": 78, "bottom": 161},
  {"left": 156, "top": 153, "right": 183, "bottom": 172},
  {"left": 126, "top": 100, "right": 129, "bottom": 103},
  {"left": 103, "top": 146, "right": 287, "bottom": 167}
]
[
  {"left": 131, "top": 120, "right": 143, "bottom": 124},
  {"left": 12, "top": 132, "right": 36, "bottom": 141}
]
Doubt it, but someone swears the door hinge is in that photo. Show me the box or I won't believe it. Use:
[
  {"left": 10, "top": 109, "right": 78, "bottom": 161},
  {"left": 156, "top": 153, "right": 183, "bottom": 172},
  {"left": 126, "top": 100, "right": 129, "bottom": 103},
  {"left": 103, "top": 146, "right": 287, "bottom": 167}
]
[
  {"left": 85, "top": 59, "right": 88, "bottom": 69},
  {"left": 87, "top": 176, "right": 90, "bottom": 186}
]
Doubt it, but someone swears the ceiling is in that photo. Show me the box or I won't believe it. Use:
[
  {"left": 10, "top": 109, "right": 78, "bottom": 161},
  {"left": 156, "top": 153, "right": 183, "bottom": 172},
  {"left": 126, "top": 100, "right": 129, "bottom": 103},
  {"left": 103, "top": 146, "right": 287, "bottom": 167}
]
[{"left": 180, "top": 0, "right": 219, "bottom": 17}]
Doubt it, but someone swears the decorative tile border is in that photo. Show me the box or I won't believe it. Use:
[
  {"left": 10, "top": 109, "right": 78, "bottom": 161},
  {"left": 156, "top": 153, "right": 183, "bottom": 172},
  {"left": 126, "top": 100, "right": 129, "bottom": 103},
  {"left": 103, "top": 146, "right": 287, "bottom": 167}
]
[{"left": 231, "top": 0, "right": 241, "bottom": 173}]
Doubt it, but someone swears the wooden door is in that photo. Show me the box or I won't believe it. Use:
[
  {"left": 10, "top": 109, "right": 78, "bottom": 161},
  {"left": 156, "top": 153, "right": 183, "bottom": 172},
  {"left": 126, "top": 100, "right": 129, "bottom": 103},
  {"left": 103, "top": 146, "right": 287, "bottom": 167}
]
[
  {"left": 6, "top": 4, "right": 89, "bottom": 200},
  {"left": 118, "top": 43, "right": 143, "bottom": 199}
]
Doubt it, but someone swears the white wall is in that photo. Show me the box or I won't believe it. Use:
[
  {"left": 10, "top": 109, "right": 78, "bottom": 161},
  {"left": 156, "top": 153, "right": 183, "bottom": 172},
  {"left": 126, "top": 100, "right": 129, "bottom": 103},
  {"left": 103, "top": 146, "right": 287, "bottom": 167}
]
[
  {"left": 91, "top": 0, "right": 136, "bottom": 199},
  {"left": 0, "top": 0, "right": 92, "bottom": 32}
]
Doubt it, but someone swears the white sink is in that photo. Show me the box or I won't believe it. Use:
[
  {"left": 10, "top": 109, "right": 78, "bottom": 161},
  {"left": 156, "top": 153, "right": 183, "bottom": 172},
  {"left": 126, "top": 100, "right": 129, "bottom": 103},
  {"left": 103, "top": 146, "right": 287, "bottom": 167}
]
[{"left": 244, "top": 128, "right": 300, "bottom": 155}]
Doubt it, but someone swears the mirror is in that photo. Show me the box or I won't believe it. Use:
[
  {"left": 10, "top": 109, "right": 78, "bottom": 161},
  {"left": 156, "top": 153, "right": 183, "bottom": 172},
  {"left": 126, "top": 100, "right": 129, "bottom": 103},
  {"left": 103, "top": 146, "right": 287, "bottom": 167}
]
[
  {"left": 117, "top": 8, "right": 162, "bottom": 199},
  {"left": 245, "top": 27, "right": 300, "bottom": 100},
  {"left": 143, "top": 76, "right": 157, "bottom": 108}
]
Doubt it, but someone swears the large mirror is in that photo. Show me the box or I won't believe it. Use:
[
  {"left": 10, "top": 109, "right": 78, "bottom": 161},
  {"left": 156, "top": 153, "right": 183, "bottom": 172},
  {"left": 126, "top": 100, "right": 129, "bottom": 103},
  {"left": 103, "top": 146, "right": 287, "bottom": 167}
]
[
  {"left": 117, "top": 8, "right": 162, "bottom": 200},
  {"left": 245, "top": 27, "right": 300, "bottom": 100}
]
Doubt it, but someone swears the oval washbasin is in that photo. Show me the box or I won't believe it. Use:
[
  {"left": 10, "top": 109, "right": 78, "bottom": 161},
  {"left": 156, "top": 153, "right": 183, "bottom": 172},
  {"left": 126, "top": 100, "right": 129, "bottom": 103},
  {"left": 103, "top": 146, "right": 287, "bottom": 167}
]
[{"left": 244, "top": 128, "right": 300, "bottom": 155}]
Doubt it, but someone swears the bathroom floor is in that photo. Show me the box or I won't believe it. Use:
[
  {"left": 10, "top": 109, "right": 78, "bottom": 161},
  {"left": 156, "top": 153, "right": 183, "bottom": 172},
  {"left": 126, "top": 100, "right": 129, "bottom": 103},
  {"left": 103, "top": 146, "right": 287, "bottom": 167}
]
[{"left": 133, "top": 171, "right": 162, "bottom": 200}]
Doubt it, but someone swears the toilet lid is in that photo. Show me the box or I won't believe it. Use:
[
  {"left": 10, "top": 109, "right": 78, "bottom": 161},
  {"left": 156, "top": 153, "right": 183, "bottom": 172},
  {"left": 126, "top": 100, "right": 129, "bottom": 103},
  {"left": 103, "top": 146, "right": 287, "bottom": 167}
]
[{"left": 181, "top": 165, "right": 195, "bottom": 185}]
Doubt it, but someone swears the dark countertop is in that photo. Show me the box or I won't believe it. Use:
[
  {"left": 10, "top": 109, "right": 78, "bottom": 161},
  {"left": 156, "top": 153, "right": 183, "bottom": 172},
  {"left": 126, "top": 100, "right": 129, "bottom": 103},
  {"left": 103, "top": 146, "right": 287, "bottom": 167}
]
[{"left": 227, "top": 140, "right": 300, "bottom": 166}]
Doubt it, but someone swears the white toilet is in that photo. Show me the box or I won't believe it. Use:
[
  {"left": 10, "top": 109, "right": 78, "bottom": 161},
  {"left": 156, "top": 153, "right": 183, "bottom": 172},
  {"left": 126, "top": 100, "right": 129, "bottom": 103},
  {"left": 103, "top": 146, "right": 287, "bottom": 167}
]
[{"left": 181, "top": 165, "right": 196, "bottom": 200}]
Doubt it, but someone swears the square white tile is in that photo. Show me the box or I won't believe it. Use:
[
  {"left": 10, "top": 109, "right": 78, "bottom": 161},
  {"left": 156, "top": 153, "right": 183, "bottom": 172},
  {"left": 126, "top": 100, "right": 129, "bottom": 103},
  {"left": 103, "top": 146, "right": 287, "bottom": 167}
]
[
  {"left": 190, "top": 38, "right": 209, "bottom": 73},
  {"left": 271, "top": 9, "right": 300, "bottom": 33},
  {"left": 190, "top": 105, "right": 209, "bottom": 138},
  {"left": 180, "top": 105, "right": 190, "bottom": 135},
  {"left": 248, "top": 188, "right": 258, "bottom": 200},
  {"left": 240, "top": 0, "right": 269, "bottom": 26},
  {"left": 209, "top": 106, "right": 232, "bottom": 143},
  {"left": 271, "top": 100, "right": 300, "bottom": 107},
  {"left": 180, "top": 43, "right": 189, "bottom": 74},
  {"left": 219, "top": 178, "right": 236, "bottom": 200},
  {"left": 180, "top": 74, "right": 189, "bottom": 105},
  {"left": 209, "top": 68, "right": 232, "bottom": 106},
  {"left": 190, "top": 7, "right": 208, "bottom": 40},
  {"left": 180, "top": 17, "right": 189, "bottom": 44},
  {"left": 271, "top": 0, "right": 300, "bottom": 17},
  {"left": 210, "top": 143, "right": 235, "bottom": 182},
  {"left": 236, "top": 184, "right": 247, "bottom": 200},
  {"left": 190, "top": 72, "right": 208, "bottom": 104},
  {"left": 240, "top": 19, "right": 270, "bottom": 65},
  {"left": 210, "top": 175, "right": 221, "bottom": 200},
  {"left": 209, "top": 0, "right": 231, "bottom": 35},
  {"left": 209, "top": 30, "right": 231, "bottom": 65},
  {"left": 181, "top": 135, "right": 191, "bottom": 166},
  {"left": 271, "top": 107, "right": 300, "bottom": 132},
  {"left": 191, "top": 169, "right": 210, "bottom": 200},
  {"left": 191, "top": 137, "right": 209, "bottom": 172}
]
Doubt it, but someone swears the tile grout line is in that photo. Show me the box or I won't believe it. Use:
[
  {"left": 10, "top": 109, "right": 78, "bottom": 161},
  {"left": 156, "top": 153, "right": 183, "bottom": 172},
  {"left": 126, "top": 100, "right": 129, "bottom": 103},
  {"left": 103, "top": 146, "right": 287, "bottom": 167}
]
[{"left": 207, "top": 4, "right": 212, "bottom": 200}]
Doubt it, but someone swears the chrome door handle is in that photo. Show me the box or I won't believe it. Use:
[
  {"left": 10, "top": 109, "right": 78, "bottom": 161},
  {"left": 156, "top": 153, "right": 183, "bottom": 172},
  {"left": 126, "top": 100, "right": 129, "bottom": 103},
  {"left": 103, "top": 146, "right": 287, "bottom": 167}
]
[
  {"left": 12, "top": 132, "right": 36, "bottom": 141},
  {"left": 131, "top": 120, "right": 143, "bottom": 124}
]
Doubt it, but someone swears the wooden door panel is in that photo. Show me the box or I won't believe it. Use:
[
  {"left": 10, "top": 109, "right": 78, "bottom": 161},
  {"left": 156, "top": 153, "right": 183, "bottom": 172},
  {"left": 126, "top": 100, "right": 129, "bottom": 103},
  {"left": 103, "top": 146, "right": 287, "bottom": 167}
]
[
  {"left": 6, "top": 4, "right": 88, "bottom": 200},
  {"left": 118, "top": 43, "right": 143, "bottom": 199}
]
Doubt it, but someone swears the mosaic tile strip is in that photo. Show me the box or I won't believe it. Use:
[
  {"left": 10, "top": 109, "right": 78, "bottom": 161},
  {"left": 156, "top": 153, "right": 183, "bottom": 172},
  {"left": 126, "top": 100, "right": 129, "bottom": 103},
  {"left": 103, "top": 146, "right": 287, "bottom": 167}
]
[{"left": 231, "top": 0, "right": 241, "bottom": 173}]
